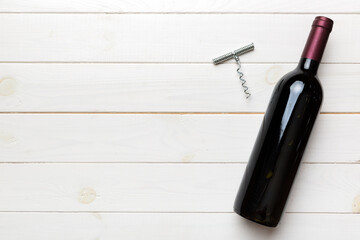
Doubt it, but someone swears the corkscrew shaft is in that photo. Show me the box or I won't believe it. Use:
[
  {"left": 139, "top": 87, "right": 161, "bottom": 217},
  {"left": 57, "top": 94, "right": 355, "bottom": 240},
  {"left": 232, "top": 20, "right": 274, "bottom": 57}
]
[{"left": 234, "top": 55, "right": 251, "bottom": 99}]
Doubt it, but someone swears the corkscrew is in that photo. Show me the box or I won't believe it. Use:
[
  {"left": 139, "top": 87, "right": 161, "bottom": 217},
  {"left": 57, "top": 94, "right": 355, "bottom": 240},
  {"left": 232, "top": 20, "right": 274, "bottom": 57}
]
[{"left": 212, "top": 43, "right": 254, "bottom": 98}]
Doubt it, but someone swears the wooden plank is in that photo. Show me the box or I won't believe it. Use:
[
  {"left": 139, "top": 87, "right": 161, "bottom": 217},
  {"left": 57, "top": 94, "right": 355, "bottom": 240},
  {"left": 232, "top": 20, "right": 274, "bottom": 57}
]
[
  {"left": 0, "top": 0, "right": 358, "bottom": 13},
  {"left": 0, "top": 114, "right": 358, "bottom": 163},
  {"left": 0, "top": 64, "right": 358, "bottom": 112},
  {"left": 0, "top": 163, "right": 358, "bottom": 212},
  {"left": 0, "top": 14, "right": 358, "bottom": 63},
  {"left": 0, "top": 213, "right": 359, "bottom": 239}
]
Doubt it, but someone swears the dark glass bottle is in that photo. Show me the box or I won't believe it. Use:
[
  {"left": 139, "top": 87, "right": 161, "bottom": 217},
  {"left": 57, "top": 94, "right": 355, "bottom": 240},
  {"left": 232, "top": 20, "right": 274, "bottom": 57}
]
[{"left": 233, "top": 16, "right": 333, "bottom": 227}]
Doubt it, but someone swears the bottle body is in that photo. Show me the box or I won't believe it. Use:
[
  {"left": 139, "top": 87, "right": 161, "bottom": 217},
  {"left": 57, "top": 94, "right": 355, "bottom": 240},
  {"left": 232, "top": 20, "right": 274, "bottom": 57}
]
[
  {"left": 234, "top": 58, "right": 323, "bottom": 227},
  {"left": 233, "top": 16, "right": 333, "bottom": 227}
]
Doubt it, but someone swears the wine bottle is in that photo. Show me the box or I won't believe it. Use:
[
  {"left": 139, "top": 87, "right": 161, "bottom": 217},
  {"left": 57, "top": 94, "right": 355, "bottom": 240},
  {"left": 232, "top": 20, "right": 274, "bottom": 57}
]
[{"left": 233, "top": 16, "right": 333, "bottom": 227}]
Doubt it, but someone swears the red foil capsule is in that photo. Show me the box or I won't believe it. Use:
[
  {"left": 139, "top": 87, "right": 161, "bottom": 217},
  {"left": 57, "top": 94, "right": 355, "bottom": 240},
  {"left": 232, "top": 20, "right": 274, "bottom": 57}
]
[{"left": 301, "top": 16, "right": 333, "bottom": 62}]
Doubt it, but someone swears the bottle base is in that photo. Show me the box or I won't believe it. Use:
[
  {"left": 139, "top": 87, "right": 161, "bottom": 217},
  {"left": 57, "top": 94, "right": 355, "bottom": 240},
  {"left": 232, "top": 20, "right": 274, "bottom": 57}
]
[{"left": 234, "top": 207, "right": 278, "bottom": 228}]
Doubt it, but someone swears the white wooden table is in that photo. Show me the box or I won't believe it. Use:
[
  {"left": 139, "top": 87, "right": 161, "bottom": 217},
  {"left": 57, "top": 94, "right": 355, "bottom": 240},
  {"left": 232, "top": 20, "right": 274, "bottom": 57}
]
[{"left": 0, "top": 0, "right": 359, "bottom": 239}]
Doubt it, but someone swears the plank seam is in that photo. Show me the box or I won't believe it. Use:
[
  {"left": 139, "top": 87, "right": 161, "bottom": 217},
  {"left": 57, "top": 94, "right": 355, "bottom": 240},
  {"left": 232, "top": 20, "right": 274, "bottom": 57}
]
[
  {"left": 0, "top": 112, "right": 358, "bottom": 114},
  {"left": 0, "top": 61, "right": 359, "bottom": 64},
  {"left": 0, "top": 12, "right": 359, "bottom": 15},
  {"left": 0, "top": 211, "right": 355, "bottom": 214},
  {"left": 0, "top": 162, "right": 358, "bottom": 165}
]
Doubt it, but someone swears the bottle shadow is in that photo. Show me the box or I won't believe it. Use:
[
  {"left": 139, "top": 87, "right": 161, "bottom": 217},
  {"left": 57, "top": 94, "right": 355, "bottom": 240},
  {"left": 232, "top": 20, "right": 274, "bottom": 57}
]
[{"left": 233, "top": 213, "right": 284, "bottom": 239}]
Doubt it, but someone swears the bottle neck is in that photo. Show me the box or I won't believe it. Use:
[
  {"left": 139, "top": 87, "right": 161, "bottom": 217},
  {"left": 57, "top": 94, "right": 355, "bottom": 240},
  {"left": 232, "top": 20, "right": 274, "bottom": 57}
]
[
  {"left": 297, "top": 58, "right": 320, "bottom": 75},
  {"left": 301, "top": 16, "right": 333, "bottom": 68}
]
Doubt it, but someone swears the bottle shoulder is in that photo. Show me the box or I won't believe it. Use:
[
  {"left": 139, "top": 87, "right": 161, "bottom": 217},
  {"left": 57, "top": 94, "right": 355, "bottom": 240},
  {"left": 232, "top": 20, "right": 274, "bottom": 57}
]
[
  {"left": 270, "top": 69, "right": 323, "bottom": 107},
  {"left": 275, "top": 69, "right": 323, "bottom": 94}
]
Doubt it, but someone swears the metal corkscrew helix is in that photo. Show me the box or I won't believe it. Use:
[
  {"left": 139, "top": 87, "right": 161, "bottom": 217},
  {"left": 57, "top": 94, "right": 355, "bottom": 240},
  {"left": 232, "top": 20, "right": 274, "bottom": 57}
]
[{"left": 212, "top": 43, "right": 254, "bottom": 98}]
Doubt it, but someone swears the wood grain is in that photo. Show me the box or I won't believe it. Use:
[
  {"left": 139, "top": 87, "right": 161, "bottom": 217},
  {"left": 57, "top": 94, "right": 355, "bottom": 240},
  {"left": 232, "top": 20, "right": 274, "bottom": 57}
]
[
  {"left": 0, "top": 114, "right": 358, "bottom": 163},
  {"left": 0, "top": 213, "right": 359, "bottom": 239},
  {"left": 0, "top": 14, "right": 358, "bottom": 63},
  {"left": 0, "top": 163, "right": 358, "bottom": 212},
  {"left": 0, "top": 0, "right": 359, "bottom": 235},
  {"left": 0, "top": 63, "right": 358, "bottom": 112},
  {"left": 0, "top": 0, "right": 358, "bottom": 13}
]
